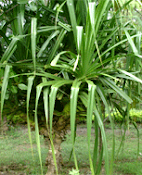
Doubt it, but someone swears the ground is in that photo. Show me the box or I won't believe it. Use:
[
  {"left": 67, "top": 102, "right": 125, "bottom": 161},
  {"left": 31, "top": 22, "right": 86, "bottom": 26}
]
[{"left": 0, "top": 124, "right": 142, "bottom": 175}]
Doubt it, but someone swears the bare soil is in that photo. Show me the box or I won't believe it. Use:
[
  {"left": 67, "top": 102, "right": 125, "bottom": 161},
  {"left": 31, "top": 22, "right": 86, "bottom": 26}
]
[{"left": 0, "top": 163, "right": 27, "bottom": 175}]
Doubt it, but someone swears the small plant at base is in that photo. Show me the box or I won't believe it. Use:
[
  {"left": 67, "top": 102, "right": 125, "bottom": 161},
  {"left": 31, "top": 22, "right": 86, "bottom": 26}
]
[{"left": 69, "top": 169, "right": 80, "bottom": 175}]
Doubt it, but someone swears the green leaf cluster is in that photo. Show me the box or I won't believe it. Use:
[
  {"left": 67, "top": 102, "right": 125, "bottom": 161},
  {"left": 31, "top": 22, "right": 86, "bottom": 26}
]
[{"left": 106, "top": 109, "right": 142, "bottom": 123}]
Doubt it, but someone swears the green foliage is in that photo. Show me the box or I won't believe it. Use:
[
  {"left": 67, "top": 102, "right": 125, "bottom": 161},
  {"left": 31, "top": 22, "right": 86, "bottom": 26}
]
[
  {"left": 6, "top": 112, "right": 27, "bottom": 124},
  {"left": 107, "top": 109, "right": 142, "bottom": 123}
]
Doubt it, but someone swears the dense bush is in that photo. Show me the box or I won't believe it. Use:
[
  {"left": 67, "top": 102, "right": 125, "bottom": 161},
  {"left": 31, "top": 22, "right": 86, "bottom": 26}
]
[
  {"left": 6, "top": 112, "right": 27, "bottom": 124},
  {"left": 106, "top": 109, "right": 142, "bottom": 123}
]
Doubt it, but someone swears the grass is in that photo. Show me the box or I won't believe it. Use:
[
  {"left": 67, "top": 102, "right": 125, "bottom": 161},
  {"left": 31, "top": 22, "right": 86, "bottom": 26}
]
[
  {"left": 0, "top": 126, "right": 48, "bottom": 175},
  {"left": 0, "top": 124, "right": 142, "bottom": 174}
]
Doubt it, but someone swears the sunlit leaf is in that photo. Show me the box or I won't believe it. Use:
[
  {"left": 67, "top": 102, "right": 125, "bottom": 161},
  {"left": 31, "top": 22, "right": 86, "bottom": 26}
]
[
  {"left": 18, "top": 83, "right": 27, "bottom": 90},
  {"left": 31, "top": 18, "right": 37, "bottom": 71}
]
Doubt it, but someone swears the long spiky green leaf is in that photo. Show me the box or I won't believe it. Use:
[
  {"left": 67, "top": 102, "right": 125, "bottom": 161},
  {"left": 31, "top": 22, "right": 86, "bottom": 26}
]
[
  {"left": 94, "top": 105, "right": 109, "bottom": 175},
  {"left": 31, "top": 18, "right": 37, "bottom": 72},
  {"left": 67, "top": 0, "right": 77, "bottom": 41},
  {"left": 70, "top": 79, "right": 81, "bottom": 171},
  {"left": 27, "top": 76, "right": 35, "bottom": 159},
  {"left": 1, "top": 65, "right": 11, "bottom": 117},
  {"left": 35, "top": 85, "right": 43, "bottom": 175},
  {"left": 86, "top": 80, "right": 96, "bottom": 175}
]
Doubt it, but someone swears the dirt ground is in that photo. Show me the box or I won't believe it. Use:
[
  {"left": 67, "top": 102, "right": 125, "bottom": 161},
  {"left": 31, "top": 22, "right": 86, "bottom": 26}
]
[{"left": 0, "top": 164, "right": 27, "bottom": 175}]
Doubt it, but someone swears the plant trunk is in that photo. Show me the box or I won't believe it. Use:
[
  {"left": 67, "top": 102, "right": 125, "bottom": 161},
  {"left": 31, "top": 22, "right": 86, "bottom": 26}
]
[
  {"left": 39, "top": 116, "right": 70, "bottom": 175},
  {"left": 0, "top": 116, "right": 8, "bottom": 135},
  {"left": 45, "top": 133, "right": 63, "bottom": 175}
]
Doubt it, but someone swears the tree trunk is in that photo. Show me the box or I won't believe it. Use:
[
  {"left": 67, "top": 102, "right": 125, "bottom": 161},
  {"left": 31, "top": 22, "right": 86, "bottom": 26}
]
[
  {"left": 45, "top": 133, "right": 63, "bottom": 175},
  {"left": 0, "top": 116, "right": 8, "bottom": 135},
  {"left": 39, "top": 116, "right": 70, "bottom": 175}
]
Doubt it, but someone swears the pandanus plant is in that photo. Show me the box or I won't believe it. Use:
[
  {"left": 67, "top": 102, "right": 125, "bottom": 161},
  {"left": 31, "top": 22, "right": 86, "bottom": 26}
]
[{"left": 0, "top": 0, "right": 142, "bottom": 175}]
